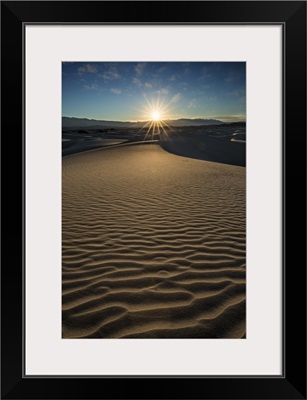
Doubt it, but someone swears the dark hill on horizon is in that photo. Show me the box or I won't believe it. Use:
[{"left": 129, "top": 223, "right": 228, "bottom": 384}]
[{"left": 62, "top": 116, "right": 235, "bottom": 129}]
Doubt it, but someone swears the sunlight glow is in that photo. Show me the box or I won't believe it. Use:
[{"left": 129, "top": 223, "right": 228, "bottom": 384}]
[
  {"left": 135, "top": 93, "right": 178, "bottom": 142},
  {"left": 152, "top": 112, "right": 160, "bottom": 121}
]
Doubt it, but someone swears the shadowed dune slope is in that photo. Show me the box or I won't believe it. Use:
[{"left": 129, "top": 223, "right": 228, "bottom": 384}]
[
  {"left": 160, "top": 134, "right": 245, "bottom": 167},
  {"left": 62, "top": 144, "right": 246, "bottom": 338}
]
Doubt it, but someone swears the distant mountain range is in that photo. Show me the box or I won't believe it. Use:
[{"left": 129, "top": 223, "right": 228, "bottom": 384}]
[{"left": 62, "top": 116, "right": 225, "bottom": 129}]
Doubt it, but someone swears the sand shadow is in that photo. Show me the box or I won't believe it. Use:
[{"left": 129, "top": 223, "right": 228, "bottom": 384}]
[{"left": 160, "top": 132, "right": 245, "bottom": 167}]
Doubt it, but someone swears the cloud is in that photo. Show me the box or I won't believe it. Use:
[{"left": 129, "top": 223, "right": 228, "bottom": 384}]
[
  {"left": 110, "top": 88, "right": 121, "bottom": 94},
  {"left": 159, "top": 88, "right": 169, "bottom": 95},
  {"left": 155, "top": 88, "right": 169, "bottom": 96},
  {"left": 99, "top": 65, "right": 121, "bottom": 81},
  {"left": 157, "top": 65, "right": 167, "bottom": 73},
  {"left": 83, "top": 83, "right": 99, "bottom": 90},
  {"left": 78, "top": 64, "right": 98, "bottom": 75},
  {"left": 169, "top": 75, "right": 176, "bottom": 81},
  {"left": 133, "top": 79, "right": 155, "bottom": 89},
  {"left": 134, "top": 62, "right": 146, "bottom": 76},
  {"left": 132, "top": 77, "right": 142, "bottom": 86},
  {"left": 86, "top": 64, "right": 97, "bottom": 73}
]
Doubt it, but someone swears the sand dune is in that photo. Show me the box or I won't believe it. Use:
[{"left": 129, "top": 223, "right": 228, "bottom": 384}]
[
  {"left": 62, "top": 143, "right": 246, "bottom": 338},
  {"left": 160, "top": 132, "right": 245, "bottom": 167}
]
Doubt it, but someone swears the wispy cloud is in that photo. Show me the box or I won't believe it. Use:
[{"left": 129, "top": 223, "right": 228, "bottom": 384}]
[
  {"left": 99, "top": 65, "right": 121, "bottom": 81},
  {"left": 157, "top": 65, "right": 167, "bottom": 74},
  {"left": 134, "top": 62, "right": 146, "bottom": 76},
  {"left": 83, "top": 83, "right": 99, "bottom": 90},
  {"left": 157, "top": 88, "right": 169, "bottom": 95},
  {"left": 110, "top": 88, "right": 121, "bottom": 94},
  {"left": 169, "top": 74, "right": 176, "bottom": 81},
  {"left": 132, "top": 77, "right": 142, "bottom": 86},
  {"left": 78, "top": 64, "right": 97, "bottom": 75},
  {"left": 133, "top": 79, "right": 155, "bottom": 89}
]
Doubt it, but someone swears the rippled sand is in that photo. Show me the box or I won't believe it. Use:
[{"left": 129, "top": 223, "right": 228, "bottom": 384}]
[{"left": 62, "top": 143, "right": 246, "bottom": 338}]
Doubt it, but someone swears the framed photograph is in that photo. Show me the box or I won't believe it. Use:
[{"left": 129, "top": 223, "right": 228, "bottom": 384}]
[{"left": 1, "top": 1, "right": 306, "bottom": 399}]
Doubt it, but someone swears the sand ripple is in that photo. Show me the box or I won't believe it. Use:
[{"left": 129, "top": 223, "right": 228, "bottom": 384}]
[{"left": 62, "top": 144, "right": 245, "bottom": 338}]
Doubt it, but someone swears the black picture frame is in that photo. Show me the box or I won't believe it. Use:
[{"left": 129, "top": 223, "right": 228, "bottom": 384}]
[{"left": 1, "top": 1, "right": 306, "bottom": 399}]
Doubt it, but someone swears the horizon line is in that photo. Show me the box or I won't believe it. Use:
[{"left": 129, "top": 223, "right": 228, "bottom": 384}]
[{"left": 62, "top": 115, "right": 246, "bottom": 123}]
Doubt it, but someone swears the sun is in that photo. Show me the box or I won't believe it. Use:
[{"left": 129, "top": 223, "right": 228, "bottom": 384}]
[
  {"left": 138, "top": 94, "right": 175, "bottom": 142},
  {"left": 152, "top": 111, "right": 160, "bottom": 121}
]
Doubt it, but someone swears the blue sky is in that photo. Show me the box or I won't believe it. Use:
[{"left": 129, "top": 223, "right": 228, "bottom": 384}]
[{"left": 62, "top": 62, "right": 246, "bottom": 122}]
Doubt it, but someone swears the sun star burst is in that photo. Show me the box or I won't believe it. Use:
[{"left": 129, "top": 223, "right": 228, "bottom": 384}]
[{"left": 137, "top": 94, "right": 176, "bottom": 142}]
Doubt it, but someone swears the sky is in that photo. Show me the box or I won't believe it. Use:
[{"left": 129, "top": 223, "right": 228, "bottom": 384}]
[{"left": 62, "top": 62, "right": 246, "bottom": 122}]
